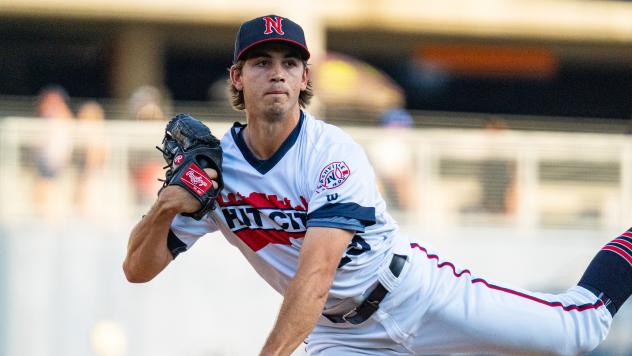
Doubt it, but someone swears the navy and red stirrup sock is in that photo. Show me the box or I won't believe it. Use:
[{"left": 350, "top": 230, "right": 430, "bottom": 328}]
[{"left": 578, "top": 227, "right": 632, "bottom": 317}]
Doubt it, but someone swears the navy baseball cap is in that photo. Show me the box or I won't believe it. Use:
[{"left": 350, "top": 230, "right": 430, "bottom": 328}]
[{"left": 233, "top": 15, "right": 310, "bottom": 63}]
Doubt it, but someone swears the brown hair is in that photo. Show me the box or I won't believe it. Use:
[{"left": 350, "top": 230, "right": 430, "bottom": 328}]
[{"left": 227, "top": 59, "right": 314, "bottom": 111}]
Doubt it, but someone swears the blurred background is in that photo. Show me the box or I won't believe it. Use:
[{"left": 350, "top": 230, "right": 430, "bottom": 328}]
[{"left": 1, "top": 0, "right": 632, "bottom": 355}]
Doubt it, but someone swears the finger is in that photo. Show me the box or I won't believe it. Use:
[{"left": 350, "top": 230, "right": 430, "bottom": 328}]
[
  {"left": 203, "top": 168, "right": 218, "bottom": 179},
  {"left": 211, "top": 180, "right": 219, "bottom": 190}
]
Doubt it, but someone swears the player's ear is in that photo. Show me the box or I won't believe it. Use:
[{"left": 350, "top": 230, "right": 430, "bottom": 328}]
[
  {"left": 300, "top": 64, "right": 309, "bottom": 91},
  {"left": 230, "top": 65, "right": 244, "bottom": 91}
]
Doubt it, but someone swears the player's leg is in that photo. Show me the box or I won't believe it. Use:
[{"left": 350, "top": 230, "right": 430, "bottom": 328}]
[
  {"left": 308, "top": 228, "right": 632, "bottom": 355},
  {"left": 577, "top": 227, "right": 632, "bottom": 317},
  {"left": 404, "top": 231, "right": 631, "bottom": 355},
  {"left": 306, "top": 320, "right": 411, "bottom": 355},
  {"left": 410, "top": 280, "right": 610, "bottom": 355},
  {"left": 309, "top": 345, "right": 406, "bottom": 356}
]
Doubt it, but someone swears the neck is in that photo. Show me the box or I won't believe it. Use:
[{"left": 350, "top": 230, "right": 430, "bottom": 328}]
[{"left": 243, "top": 107, "right": 301, "bottom": 160}]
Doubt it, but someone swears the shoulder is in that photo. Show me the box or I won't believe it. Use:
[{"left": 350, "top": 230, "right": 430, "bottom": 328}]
[
  {"left": 300, "top": 113, "right": 372, "bottom": 188},
  {"left": 302, "top": 112, "right": 362, "bottom": 154}
]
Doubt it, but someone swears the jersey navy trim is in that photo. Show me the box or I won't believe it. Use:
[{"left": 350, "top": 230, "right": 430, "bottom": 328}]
[
  {"left": 167, "top": 229, "right": 187, "bottom": 259},
  {"left": 307, "top": 216, "right": 365, "bottom": 232},
  {"left": 308, "top": 203, "right": 376, "bottom": 227},
  {"left": 231, "top": 111, "right": 305, "bottom": 175}
]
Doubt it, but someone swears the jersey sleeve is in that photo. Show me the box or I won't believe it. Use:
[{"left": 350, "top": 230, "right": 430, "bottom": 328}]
[
  {"left": 168, "top": 213, "right": 218, "bottom": 258},
  {"left": 306, "top": 141, "right": 378, "bottom": 232}
]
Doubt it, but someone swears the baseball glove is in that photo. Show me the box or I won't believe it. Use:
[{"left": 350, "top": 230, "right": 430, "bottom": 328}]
[{"left": 157, "top": 113, "right": 224, "bottom": 220}]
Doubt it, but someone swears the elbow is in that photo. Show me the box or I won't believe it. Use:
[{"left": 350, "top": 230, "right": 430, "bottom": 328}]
[
  {"left": 122, "top": 260, "right": 154, "bottom": 283},
  {"left": 125, "top": 273, "right": 152, "bottom": 284}
]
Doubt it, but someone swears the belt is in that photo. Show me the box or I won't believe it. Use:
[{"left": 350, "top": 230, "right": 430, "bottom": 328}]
[{"left": 324, "top": 254, "right": 407, "bottom": 325}]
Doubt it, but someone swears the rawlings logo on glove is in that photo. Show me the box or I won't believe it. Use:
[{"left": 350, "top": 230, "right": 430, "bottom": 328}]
[
  {"left": 181, "top": 163, "right": 212, "bottom": 196},
  {"left": 157, "top": 114, "right": 224, "bottom": 220}
]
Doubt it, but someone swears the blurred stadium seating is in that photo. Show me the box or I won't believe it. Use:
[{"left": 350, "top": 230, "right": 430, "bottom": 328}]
[{"left": 1, "top": 117, "right": 630, "bottom": 230}]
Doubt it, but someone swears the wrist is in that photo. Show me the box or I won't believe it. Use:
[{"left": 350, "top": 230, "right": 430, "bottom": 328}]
[
  {"left": 154, "top": 193, "right": 183, "bottom": 217},
  {"left": 261, "top": 324, "right": 305, "bottom": 356},
  {"left": 259, "top": 343, "right": 288, "bottom": 356}
]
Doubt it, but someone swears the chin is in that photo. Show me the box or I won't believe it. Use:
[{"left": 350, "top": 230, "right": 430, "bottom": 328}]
[{"left": 265, "top": 103, "right": 288, "bottom": 118}]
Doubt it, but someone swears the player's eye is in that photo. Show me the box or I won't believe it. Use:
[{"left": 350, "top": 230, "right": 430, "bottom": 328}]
[
  {"left": 284, "top": 60, "right": 298, "bottom": 67},
  {"left": 255, "top": 59, "right": 268, "bottom": 67}
]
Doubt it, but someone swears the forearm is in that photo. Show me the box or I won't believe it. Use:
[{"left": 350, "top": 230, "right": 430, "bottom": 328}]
[
  {"left": 261, "top": 270, "right": 331, "bottom": 356},
  {"left": 123, "top": 198, "right": 179, "bottom": 283}
]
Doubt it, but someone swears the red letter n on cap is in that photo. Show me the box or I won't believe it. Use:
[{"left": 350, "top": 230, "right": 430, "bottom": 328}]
[{"left": 263, "top": 16, "right": 284, "bottom": 35}]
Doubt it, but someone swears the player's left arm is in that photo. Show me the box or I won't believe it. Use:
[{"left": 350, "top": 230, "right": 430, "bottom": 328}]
[{"left": 260, "top": 226, "right": 353, "bottom": 356}]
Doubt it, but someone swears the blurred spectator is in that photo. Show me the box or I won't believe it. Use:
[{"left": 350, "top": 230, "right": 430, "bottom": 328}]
[
  {"left": 368, "top": 108, "right": 417, "bottom": 211},
  {"left": 35, "top": 85, "right": 74, "bottom": 119},
  {"left": 128, "top": 85, "right": 171, "bottom": 121},
  {"left": 75, "top": 101, "right": 109, "bottom": 217},
  {"left": 77, "top": 100, "right": 105, "bottom": 119},
  {"left": 379, "top": 108, "right": 414, "bottom": 128},
  {"left": 208, "top": 76, "right": 230, "bottom": 102},
  {"left": 33, "top": 85, "right": 74, "bottom": 217},
  {"left": 314, "top": 52, "right": 405, "bottom": 112},
  {"left": 128, "top": 86, "right": 170, "bottom": 205},
  {"left": 478, "top": 117, "right": 516, "bottom": 214}
]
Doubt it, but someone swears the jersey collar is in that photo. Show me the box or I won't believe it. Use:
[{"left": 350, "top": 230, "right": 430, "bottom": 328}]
[{"left": 231, "top": 111, "right": 305, "bottom": 175}]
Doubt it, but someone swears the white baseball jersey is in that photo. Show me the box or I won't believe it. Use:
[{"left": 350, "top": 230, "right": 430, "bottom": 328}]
[
  {"left": 169, "top": 111, "right": 617, "bottom": 355},
  {"left": 170, "top": 111, "right": 409, "bottom": 308}
]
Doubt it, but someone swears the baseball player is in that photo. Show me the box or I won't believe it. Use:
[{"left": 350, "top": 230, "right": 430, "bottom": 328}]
[{"left": 123, "top": 15, "right": 632, "bottom": 355}]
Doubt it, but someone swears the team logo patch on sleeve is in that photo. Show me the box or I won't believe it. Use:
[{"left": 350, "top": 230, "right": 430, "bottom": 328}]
[
  {"left": 180, "top": 163, "right": 212, "bottom": 196},
  {"left": 318, "top": 161, "right": 351, "bottom": 190}
]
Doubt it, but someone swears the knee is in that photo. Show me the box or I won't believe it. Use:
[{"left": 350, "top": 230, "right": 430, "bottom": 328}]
[{"left": 557, "top": 328, "right": 609, "bottom": 355}]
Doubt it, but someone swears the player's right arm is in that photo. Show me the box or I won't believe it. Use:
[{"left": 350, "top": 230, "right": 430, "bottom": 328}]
[{"left": 123, "top": 169, "right": 218, "bottom": 283}]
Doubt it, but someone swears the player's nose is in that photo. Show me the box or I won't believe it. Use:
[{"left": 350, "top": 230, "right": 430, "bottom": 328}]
[{"left": 269, "top": 62, "right": 285, "bottom": 82}]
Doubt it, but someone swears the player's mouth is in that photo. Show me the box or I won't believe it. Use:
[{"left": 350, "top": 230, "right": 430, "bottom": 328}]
[{"left": 265, "top": 89, "right": 288, "bottom": 96}]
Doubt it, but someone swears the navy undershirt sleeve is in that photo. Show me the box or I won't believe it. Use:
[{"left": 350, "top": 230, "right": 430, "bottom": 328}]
[{"left": 167, "top": 229, "right": 188, "bottom": 259}]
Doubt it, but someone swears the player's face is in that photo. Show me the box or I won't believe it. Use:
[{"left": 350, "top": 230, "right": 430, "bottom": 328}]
[{"left": 232, "top": 43, "right": 308, "bottom": 119}]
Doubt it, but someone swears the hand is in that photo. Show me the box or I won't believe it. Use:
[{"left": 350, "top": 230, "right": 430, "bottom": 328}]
[{"left": 158, "top": 168, "right": 219, "bottom": 214}]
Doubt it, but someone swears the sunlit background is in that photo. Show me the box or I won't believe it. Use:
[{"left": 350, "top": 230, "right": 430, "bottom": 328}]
[{"left": 1, "top": 0, "right": 632, "bottom": 355}]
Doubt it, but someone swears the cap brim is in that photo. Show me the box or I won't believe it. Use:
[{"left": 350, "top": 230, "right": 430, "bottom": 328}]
[{"left": 235, "top": 38, "right": 310, "bottom": 62}]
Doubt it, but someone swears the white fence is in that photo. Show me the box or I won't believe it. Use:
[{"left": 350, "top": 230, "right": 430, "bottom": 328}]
[{"left": 1, "top": 117, "right": 631, "bottom": 231}]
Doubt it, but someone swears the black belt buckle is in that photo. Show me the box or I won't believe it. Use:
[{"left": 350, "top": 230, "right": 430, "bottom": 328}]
[{"left": 341, "top": 308, "right": 359, "bottom": 323}]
